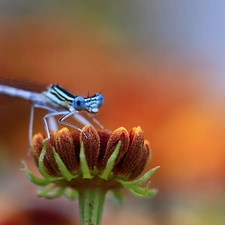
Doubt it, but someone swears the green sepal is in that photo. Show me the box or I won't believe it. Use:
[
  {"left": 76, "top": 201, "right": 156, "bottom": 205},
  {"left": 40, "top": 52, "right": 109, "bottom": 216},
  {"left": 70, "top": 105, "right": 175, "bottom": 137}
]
[
  {"left": 118, "top": 166, "right": 160, "bottom": 189},
  {"left": 52, "top": 147, "right": 78, "bottom": 181},
  {"left": 129, "top": 184, "right": 158, "bottom": 197},
  {"left": 100, "top": 141, "right": 121, "bottom": 180},
  {"left": 24, "top": 169, "right": 50, "bottom": 186},
  {"left": 37, "top": 185, "right": 65, "bottom": 199},
  {"left": 80, "top": 142, "right": 93, "bottom": 179},
  {"left": 38, "top": 143, "right": 63, "bottom": 181},
  {"left": 21, "top": 161, "right": 50, "bottom": 186}
]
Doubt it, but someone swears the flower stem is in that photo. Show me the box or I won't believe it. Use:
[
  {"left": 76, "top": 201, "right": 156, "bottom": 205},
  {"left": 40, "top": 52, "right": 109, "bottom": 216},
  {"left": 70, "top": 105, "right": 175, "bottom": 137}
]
[{"left": 78, "top": 186, "right": 107, "bottom": 225}]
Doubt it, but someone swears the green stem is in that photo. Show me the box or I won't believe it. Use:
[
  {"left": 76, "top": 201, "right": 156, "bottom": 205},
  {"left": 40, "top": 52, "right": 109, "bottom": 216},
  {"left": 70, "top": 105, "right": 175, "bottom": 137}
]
[{"left": 78, "top": 187, "right": 107, "bottom": 225}]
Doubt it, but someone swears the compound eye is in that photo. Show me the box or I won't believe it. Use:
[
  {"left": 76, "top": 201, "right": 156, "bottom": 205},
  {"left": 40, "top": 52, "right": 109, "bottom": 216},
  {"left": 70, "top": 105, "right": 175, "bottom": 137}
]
[
  {"left": 96, "top": 94, "right": 104, "bottom": 107},
  {"left": 72, "top": 96, "right": 86, "bottom": 111}
]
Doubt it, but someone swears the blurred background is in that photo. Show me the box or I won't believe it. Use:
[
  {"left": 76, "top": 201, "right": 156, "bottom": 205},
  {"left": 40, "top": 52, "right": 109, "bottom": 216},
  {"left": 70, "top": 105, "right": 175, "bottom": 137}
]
[{"left": 0, "top": 1, "right": 225, "bottom": 224}]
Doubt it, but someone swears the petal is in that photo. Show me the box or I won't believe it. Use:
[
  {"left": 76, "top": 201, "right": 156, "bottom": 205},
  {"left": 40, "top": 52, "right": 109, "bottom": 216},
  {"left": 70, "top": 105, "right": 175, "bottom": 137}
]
[
  {"left": 32, "top": 133, "right": 44, "bottom": 159},
  {"left": 101, "top": 127, "right": 129, "bottom": 170},
  {"left": 44, "top": 131, "right": 60, "bottom": 176},
  {"left": 116, "top": 127, "right": 144, "bottom": 177},
  {"left": 80, "top": 126, "right": 100, "bottom": 171},
  {"left": 129, "top": 140, "right": 151, "bottom": 180},
  {"left": 32, "top": 132, "right": 59, "bottom": 176},
  {"left": 97, "top": 131, "right": 111, "bottom": 168},
  {"left": 71, "top": 129, "right": 81, "bottom": 165},
  {"left": 56, "top": 127, "right": 78, "bottom": 173}
]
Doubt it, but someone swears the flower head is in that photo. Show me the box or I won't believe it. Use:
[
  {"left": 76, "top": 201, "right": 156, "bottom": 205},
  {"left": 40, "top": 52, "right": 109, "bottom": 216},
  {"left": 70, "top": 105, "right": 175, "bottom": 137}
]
[{"left": 23, "top": 126, "right": 159, "bottom": 200}]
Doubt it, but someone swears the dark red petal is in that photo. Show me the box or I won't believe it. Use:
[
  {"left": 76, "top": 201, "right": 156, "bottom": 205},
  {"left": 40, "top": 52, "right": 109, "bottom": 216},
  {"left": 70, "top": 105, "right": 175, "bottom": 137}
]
[
  {"left": 129, "top": 140, "right": 151, "bottom": 179},
  {"left": 101, "top": 127, "right": 129, "bottom": 170},
  {"left": 44, "top": 131, "right": 60, "bottom": 176},
  {"left": 80, "top": 126, "right": 100, "bottom": 171},
  {"left": 56, "top": 128, "right": 78, "bottom": 172},
  {"left": 97, "top": 131, "right": 111, "bottom": 168},
  {"left": 71, "top": 130, "right": 81, "bottom": 165},
  {"left": 116, "top": 127, "right": 144, "bottom": 177}
]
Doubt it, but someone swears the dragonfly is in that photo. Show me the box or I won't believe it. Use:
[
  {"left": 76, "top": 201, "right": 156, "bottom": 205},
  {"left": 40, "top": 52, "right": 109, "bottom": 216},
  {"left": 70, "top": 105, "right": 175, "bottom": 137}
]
[{"left": 0, "top": 81, "right": 104, "bottom": 156}]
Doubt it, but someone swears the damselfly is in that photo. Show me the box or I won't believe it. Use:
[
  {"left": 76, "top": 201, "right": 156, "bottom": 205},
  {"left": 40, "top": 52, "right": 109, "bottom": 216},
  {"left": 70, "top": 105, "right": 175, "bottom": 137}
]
[{"left": 0, "top": 81, "right": 104, "bottom": 156}]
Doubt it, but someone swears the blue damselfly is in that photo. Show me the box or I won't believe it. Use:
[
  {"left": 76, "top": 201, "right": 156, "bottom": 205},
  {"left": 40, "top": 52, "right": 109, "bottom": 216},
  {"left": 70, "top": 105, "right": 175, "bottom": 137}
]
[{"left": 0, "top": 80, "right": 104, "bottom": 156}]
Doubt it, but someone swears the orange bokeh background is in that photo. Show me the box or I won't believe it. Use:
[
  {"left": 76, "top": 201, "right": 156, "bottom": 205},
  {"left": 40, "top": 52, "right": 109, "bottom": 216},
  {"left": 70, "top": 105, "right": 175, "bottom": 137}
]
[{"left": 0, "top": 3, "right": 224, "bottom": 225}]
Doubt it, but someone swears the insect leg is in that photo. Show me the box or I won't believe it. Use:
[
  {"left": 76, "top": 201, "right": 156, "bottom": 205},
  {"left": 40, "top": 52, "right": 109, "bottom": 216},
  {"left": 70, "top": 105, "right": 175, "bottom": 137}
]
[
  {"left": 58, "top": 111, "right": 87, "bottom": 137},
  {"left": 42, "top": 110, "right": 70, "bottom": 140},
  {"left": 27, "top": 104, "right": 58, "bottom": 158}
]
